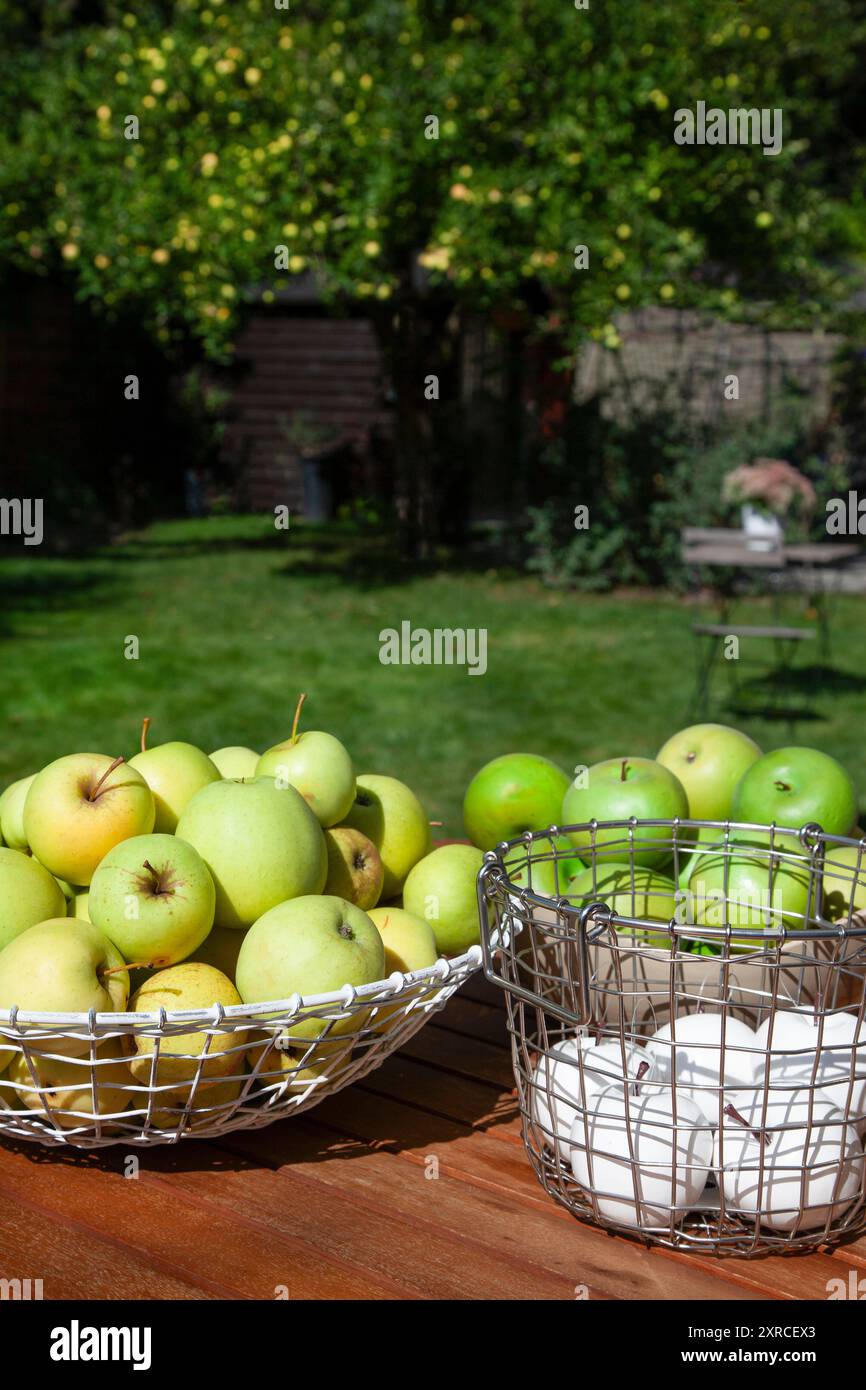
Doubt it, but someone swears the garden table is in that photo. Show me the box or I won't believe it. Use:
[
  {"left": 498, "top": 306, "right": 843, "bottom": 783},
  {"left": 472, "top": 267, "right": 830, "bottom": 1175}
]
[{"left": 0, "top": 971, "right": 857, "bottom": 1301}]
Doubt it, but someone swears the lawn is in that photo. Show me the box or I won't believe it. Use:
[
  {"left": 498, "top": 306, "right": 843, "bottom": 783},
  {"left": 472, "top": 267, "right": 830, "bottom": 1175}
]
[{"left": 1, "top": 515, "right": 865, "bottom": 832}]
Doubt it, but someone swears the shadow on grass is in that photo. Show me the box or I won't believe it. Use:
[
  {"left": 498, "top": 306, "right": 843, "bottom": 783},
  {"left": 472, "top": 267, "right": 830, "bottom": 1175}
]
[{"left": 0, "top": 562, "right": 125, "bottom": 641}]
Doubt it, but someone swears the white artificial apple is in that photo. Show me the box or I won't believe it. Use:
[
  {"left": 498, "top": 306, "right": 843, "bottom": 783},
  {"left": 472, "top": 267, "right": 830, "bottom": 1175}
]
[
  {"left": 0, "top": 847, "right": 67, "bottom": 952},
  {"left": 341, "top": 773, "right": 432, "bottom": 899},
  {"left": 570, "top": 1082, "right": 713, "bottom": 1230},
  {"left": 209, "top": 746, "right": 259, "bottom": 780},
  {"left": 88, "top": 833, "right": 216, "bottom": 967},
  {"left": 755, "top": 1007, "right": 866, "bottom": 1125},
  {"left": 0, "top": 774, "right": 36, "bottom": 851},
  {"left": 715, "top": 1088, "right": 861, "bottom": 1231},
  {"left": 646, "top": 1014, "right": 760, "bottom": 1125},
  {"left": 128, "top": 962, "right": 243, "bottom": 1086},
  {"left": 530, "top": 1034, "right": 655, "bottom": 1150},
  {"left": 236, "top": 895, "right": 385, "bottom": 1042},
  {"left": 129, "top": 724, "right": 221, "bottom": 834},
  {"left": 402, "top": 843, "right": 484, "bottom": 955},
  {"left": 256, "top": 694, "right": 355, "bottom": 827},
  {"left": 323, "top": 827, "right": 384, "bottom": 910},
  {"left": 0, "top": 919, "right": 129, "bottom": 1069},
  {"left": 175, "top": 776, "right": 327, "bottom": 928},
  {"left": 656, "top": 723, "right": 762, "bottom": 822},
  {"left": 23, "top": 754, "right": 155, "bottom": 886},
  {"left": 8, "top": 1037, "right": 132, "bottom": 1128}
]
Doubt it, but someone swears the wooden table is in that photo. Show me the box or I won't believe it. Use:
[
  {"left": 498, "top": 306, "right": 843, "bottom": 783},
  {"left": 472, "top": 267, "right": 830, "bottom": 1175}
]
[{"left": 0, "top": 972, "right": 859, "bottom": 1302}]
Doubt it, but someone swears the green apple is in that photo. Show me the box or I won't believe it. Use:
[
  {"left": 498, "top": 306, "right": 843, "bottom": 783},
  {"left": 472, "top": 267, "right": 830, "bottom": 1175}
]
[
  {"left": 674, "top": 825, "right": 730, "bottom": 891},
  {"left": 236, "top": 895, "right": 385, "bottom": 1042},
  {"left": 0, "top": 848, "right": 67, "bottom": 951},
  {"left": 732, "top": 747, "right": 857, "bottom": 843},
  {"left": 341, "top": 773, "right": 431, "bottom": 899},
  {"left": 72, "top": 890, "right": 91, "bottom": 922},
  {"left": 209, "top": 746, "right": 259, "bottom": 780},
  {"left": 687, "top": 849, "right": 812, "bottom": 938},
  {"left": 128, "top": 962, "right": 242, "bottom": 1085},
  {"left": 463, "top": 753, "right": 571, "bottom": 850},
  {"left": 562, "top": 756, "right": 688, "bottom": 868},
  {"left": 565, "top": 861, "right": 678, "bottom": 950},
  {"left": 821, "top": 845, "right": 866, "bottom": 922},
  {"left": 403, "top": 844, "right": 484, "bottom": 955},
  {"left": 503, "top": 837, "right": 582, "bottom": 898},
  {"left": 323, "top": 827, "right": 384, "bottom": 910},
  {"left": 0, "top": 775, "right": 36, "bottom": 851},
  {"left": 189, "top": 925, "right": 246, "bottom": 982},
  {"left": 52, "top": 875, "right": 77, "bottom": 912},
  {"left": 367, "top": 906, "right": 439, "bottom": 974},
  {"left": 176, "top": 776, "right": 327, "bottom": 929},
  {"left": 23, "top": 754, "right": 155, "bottom": 886},
  {"left": 0, "top": 919, "right": 129, "bottom": 1070},
  {"left": 8, "top": 1037, "right": 131, "bottom": 1128},
  {"left": 88, "top": 833, "right": 215, "bottom": 967},
  {"left": 256, "top": 705, "right": 355, "bottom": 826},
  {"left": 129, "top": 737, "right": 221, "bottom": 834},
  {"left": 656, "top": 723, "right": 762, "bottom": 821}
]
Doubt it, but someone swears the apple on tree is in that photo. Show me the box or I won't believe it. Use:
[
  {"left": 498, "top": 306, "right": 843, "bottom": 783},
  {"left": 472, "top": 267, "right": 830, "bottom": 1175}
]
[
  {"left": 23, "top": 754, "right": 155, "bottom": 886},
  {"left": 88, "top": 833, "right": 216, "bottom": 968},
  {"left": 129, "top": 720, "right": 221, "bottom": 834},
  {"left": 562, "top": 756, "right": 688, "bottom": 868}
]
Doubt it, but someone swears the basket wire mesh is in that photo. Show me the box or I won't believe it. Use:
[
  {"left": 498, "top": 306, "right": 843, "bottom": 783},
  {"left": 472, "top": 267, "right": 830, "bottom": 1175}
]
[
  {"left": 479, "top": 818, "right": 866, "bottom": 1256},
  {"left": 0, "top": 946, "right": 482, "bottom": 1147}
]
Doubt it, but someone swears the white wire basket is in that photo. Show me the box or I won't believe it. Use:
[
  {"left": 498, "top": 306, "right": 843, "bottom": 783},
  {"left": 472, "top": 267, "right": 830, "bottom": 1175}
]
[
  {"left": 0, "top": 946, "right": 481, "bottom": 1148},
  {"left": 479, "top": 818, "right": 866, "bottom": 1257}
]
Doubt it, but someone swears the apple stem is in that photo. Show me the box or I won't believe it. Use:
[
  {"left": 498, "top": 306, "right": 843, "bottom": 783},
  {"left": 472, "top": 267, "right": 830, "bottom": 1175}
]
[
  {"left": 814, "top": 990, "right": 824, "bottom": 1028},
  {"left": 89, "top": 755, "right": 125, "bottom": 801},
  {"left": 724, "top": 1102, "right": 765, "bottom": 1146},
  {"left": 633, "top": 1059, "right": 650, "bottom": 1096},
  {"left": 620, "top": 759, "right": 628, "bottom": 782},
  {"left": 140, "top": 717, "right": 151, "bottom": 754},
  {"left": 291, "top": 692, "right": 307, "bottom": 746},
  {"left": 429, "top": 820, "right": 443, "bottom": 827},
  {"left": 100, "top": 960, "right": 155, "bottom": 978}
]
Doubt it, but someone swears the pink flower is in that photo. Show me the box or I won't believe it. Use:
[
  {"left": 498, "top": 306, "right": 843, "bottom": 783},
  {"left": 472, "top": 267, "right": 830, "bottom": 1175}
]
[{"left": 722, "top": 458, "right": 816, "bottom": 516}]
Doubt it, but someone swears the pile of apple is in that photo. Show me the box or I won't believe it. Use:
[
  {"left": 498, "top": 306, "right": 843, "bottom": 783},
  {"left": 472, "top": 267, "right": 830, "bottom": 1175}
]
[
  {"left": 462, "top": 722, "right": 864, "bottom": 943},
  {"left": 0, "top": 696, "right": 485, "bottom": 1128}
]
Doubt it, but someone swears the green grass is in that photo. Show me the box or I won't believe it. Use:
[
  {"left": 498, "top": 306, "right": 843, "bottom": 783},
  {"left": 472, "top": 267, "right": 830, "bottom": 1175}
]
[{"left": 1, "top": 515, "right": 865, "bottom": 832}]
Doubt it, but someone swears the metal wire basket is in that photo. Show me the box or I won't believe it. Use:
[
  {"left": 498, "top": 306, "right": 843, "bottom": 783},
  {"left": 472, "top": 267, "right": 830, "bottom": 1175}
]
[
  {"left": 0, "top": 946, "right": 481, "bottom": 1148},
  {"left": 479, "top": 818, "right": 866, "bottom": 1256}
]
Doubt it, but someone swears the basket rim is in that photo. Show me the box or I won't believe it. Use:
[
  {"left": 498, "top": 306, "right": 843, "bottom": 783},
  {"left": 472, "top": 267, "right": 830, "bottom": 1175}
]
[
  {"left": 480, "top": 817, "right": 866, "bottom": 945},
  {"left": 0, "top": 943, "right": 483, "bottom": 1033}
]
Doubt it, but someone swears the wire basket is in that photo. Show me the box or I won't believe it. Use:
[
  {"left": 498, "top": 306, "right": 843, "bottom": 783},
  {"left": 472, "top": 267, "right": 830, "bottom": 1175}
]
[
  {"left": 479, "top": 818, "right": 866, "bottom": 1257},
  {"left": 0, "top": 946, "right": 481, "bottom": 1148}
]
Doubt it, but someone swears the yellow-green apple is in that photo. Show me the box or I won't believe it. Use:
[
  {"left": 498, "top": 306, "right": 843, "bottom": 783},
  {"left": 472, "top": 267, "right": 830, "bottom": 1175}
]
[
  {"left": 88, "top": 833, "right": 215, "bottom": 967},
  {"left": 209, "top": 746, "right": 259, "bottom": 780},
  {"left": 656, "top": 723, "right": 762, "bottom": 821},
  {"left": 565, "top": 861, "right": 678, "bottom": 950},
  {"left": 0, "top": 775, "right": 36, "bottom": 851},
  {"left": 341, "top": 773, "right": 431, "bottom": 898},
  {"left": 403, "top": 844, "right": 484, "bottom": 955},
  {"left": 129, "top": 731, "right": 221, "bottom": 834},
  {"left": 23, "top": 754, "right": 155, "bottom": 885},
  {"left": 562, "top": 756, "right": 688, "bottom": 868},
  {"left": 463, "top": 753, "right": 571, "bottom": 850},
  {"left": 687, "top": 848, "right": 812, "bottom": 940},
  {"left": 0, "top": 919, "right": 129, "bottom": 1069},
  {"left": 821, "top": 845, "right": 866, "bottom": 922},
  {"left": 175, "top": 776, "right": 327, "bottom": 928},
  {"left": 144, "top": 1074, "right": 246, "bottom": 1131},
  {"left": 236, "top": 896, "right": 385, "bottom": 1042},
  {"left": 323, "top": 827, "right": 384, "bottom": 910},
  {"left": 732, "top": 747, "right": 857, "bottom": 844},
  {"left": 367, "top": 906, "right": 439, "bottom": 974},
  {"left": 128, "top": 962, "right": 242, "bottom": 1085},
  {"left": 8, "top": 1037, "right": 131, "bottom": 1127},
  {"left": 189, "top": 925, "right": 246, "bottom": 981},
  {"left": 52, "top": 875, "right": 77, "bottom": 912},
  {"left": 73, "top": 890, "right": 91, "bottom": 921},
  {"left": 256, "top": 695, "right": 355, "bottom": 827},
  {"left": 0, "top": 848, "right": 67, "bottom": 951}
]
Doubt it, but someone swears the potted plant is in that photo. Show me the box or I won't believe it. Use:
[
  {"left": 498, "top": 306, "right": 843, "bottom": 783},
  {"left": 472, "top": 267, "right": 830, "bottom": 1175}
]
[{"left": 722, "top": 457, "right": 816, "bottom": 550}]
